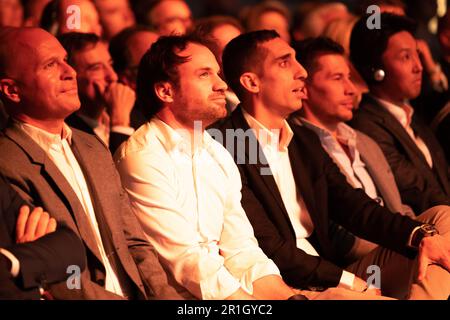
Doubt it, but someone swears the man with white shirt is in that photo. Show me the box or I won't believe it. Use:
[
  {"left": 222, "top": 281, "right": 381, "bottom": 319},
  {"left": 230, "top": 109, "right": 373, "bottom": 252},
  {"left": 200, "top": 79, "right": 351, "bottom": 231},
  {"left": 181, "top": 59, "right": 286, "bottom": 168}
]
[
  {"left": 349, "top": 13, "right": 450, "bottom": 214},
  {"left": 115, "top": 34, "right": 326, "bottom": 300},
  {"left": 215, "top": 30, "right": 450, "bottom": 299},
  {"left": 0, "top": 27, "right": 180, "bottom": 300},
  {"left": 58, "top": 32, "right": 136, "bottom": 154}
]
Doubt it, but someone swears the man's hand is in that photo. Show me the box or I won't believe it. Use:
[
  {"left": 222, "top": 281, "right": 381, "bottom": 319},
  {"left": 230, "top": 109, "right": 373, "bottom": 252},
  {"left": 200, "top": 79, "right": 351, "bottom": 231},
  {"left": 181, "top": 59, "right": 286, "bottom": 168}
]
[
  {"left": 342, "top": 276, "right": 381, "bottom": 295},
  {"left": 15, "top": 206, "right": 57, "bottom": 243},
  {"left": 103, "top": 82, "right": 136, "bottom": 127},
  {"left": 417, "top": 234, "right": 450, "bottom": 281}
]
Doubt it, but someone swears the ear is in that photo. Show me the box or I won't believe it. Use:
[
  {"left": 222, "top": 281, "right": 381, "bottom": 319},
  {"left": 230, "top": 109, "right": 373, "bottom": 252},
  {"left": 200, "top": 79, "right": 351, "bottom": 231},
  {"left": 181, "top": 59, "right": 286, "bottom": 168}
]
[
  {"left": 154, "top": 81, "right": 174, "bottom": 103},
  {"left": 0, "top": 79, "right": 20, "bottom": 103},
  {"left": 239, "top": 72, "right": 260, "bottom": 94}
]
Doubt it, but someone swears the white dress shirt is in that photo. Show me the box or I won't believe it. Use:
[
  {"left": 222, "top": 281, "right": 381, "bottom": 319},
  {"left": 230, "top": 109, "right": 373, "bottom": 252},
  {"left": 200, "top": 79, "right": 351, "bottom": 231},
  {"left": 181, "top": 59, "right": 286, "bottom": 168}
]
[
  {"left": 115, "top": 117, "right": 280, "bottom": 300},
  {"left": 14, "top": 120, "right": 124, "bottom": 297},
  {"left": 300, "top": 119, "right": 380, "bottom": 202},
  {"left": 77, "top": 113, "right": 135, "bottom": 146},
  {"left": 373, "top": 97, "right": 433, "bottom": 168},
  {"left": 242, "top": 110, "right": 355, "bottom": 288}
]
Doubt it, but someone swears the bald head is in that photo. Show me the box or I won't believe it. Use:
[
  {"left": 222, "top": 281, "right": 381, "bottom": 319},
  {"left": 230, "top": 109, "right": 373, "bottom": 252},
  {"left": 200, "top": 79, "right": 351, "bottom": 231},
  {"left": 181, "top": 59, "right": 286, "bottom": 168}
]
[
  {"left": 0, "top": 27, "right": 55, "bottom": 78},
  {"left": 0, "top": 27, "right": 79, "bottom": 129}
]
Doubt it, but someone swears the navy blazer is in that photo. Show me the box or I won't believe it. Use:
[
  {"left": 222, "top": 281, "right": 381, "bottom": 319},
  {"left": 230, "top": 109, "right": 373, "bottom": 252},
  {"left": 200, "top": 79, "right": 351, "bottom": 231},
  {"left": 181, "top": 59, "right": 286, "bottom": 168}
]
[
  {"left": 350, "top": 95, "right": 450, "bottom": 213},
  {"left": 212, "top": 106, "right": 421, "bottom": 289}
]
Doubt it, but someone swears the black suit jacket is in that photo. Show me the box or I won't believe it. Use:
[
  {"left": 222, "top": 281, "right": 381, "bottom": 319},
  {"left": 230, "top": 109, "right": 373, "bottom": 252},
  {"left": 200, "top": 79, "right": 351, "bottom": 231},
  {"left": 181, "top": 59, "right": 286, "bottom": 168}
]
[
  {"left": 0, "top": 174, "right": 85, "bottom": 299},
  {"left": 66, "top": 113, "right": 130, "bottom": 155},
  {"left": 350, "top": 95, "right": 450, "bottom": 213},
  {"left": 212, "top": 106, "right": 421, "bottom": 289}
]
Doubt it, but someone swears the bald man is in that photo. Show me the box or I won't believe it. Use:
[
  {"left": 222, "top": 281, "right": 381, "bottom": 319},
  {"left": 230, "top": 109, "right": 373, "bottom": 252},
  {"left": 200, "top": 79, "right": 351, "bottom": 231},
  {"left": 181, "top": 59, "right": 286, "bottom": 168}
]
[{"left": 0, "top": 27, "right": 181, "bottom": 300}]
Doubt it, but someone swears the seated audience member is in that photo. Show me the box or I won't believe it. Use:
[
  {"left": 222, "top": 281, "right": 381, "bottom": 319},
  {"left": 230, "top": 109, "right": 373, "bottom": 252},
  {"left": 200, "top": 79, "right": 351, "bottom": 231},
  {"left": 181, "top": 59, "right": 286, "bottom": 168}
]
[
  {"left": 294, "top": 37, "right": 414, "bottom": 218},
  {"left": 239, "top": 1, "right": 291, "bottom": 43},
  {"left": 349, "top": 13, "right": 450, "bottom": 214},
  {"left": 214, "top": 30, "right": 450, "bottom": 299},
  {"left": 132, "top": 0, "right": 193, "bottom": 36},
  {"left": 0, "top": 27, "right": 180, "bottom": 300},
  {"left": 192, "top": 15, "right": 243, "bottom": 113},
  {"left": 1, "top": 173, "right": 86, "bottom": 299},
  {"left": 114, "top": 34, "right": 380, "bottom": 301},
  {"left": 58, "top": 32, "right": 136, "bottom": 154},
  {"left": 109, "top": 26, "right": 159, "bottom": 130},
  {"left": 93, "top": 0, "right": 135, "bottom": 40},
  {"left": 40, "top": 0, "right": 102, "bottom": 36}
]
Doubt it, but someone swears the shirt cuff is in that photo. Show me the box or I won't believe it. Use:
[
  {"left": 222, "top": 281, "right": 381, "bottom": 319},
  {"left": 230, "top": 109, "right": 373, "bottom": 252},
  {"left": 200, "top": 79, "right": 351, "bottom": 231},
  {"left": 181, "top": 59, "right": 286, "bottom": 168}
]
[
  {"left": 0, "top": 248, "right": 20, "bottom": 278},
  {"left": 111, "top": 126, "right": 135, "bottom": 136},
  {"left": 338, "top": 270, "right": 355, "bottom": 290}
]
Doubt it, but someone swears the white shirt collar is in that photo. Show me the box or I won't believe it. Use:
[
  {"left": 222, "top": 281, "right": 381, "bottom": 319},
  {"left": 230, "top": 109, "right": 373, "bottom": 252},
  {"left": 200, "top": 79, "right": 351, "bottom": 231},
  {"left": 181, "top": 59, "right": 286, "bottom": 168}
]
[
  {"left": 372, "top": 95, "right": 414, "bottom": 128},
  {"left": 151, "top": 117, "right": 214, "bottom": 156},
  {"left": 299, "top": 118, "right": 357, "bottom": 148},
  {"left": 242, "top": 108, "right": 293, "bottom": 152},
  {"left": 13, "top": 118, "right": 73, "bottom": 152}
]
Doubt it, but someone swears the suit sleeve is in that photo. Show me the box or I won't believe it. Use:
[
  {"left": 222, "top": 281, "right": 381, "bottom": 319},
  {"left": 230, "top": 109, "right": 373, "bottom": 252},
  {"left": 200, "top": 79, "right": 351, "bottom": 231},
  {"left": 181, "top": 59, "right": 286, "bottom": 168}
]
[
  {"left": 320, "top": 148, "right": 422, "bottom": 257},
  {"left": 238, "top": 164, "right": 345, "bottom": 289}
]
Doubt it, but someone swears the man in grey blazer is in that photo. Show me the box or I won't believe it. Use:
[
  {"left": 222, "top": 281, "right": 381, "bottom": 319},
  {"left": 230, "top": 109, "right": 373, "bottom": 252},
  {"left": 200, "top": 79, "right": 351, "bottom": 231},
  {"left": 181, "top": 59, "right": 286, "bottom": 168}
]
[
  {"left": 0, "top": 27, "right": 181, "bottom": 300},
  {"left": 294, "top": 37, "right": 414, "bottom": 218}
]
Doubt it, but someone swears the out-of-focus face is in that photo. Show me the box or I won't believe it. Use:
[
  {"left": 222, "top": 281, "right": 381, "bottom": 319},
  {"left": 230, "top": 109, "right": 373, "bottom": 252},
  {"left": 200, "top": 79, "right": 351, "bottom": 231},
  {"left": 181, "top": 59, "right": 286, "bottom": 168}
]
[
  {"left": 23, "top": 0, "right": 51, "bottom": 27},
  {"left": 379, "top": 5, "right": 406, "bottom": 16},
  {"left": 150, "top": 0, "right": 193, "bottom": 36},
  {"left": 59, "top": 0, "right": 102, "bottom": 36},
  {"left": 95, "top": 0, "right": 135, "bottom": 39},
  {"left": 256, "top": 10, "right": 290, "bottom": 43},
  {"left": 0, "top": 0, "right": 23, "bottom": 27},
  {"left": 378, "top": 31, "right": 423, "bottom": 103},
  {"left": 71, "top": 41, "right": 118, "bottom": 106},
  {"left": 304, "top": 54, "right": 356, "bottom": 127},
  {"left": 211, "top": 23, "right": 241, "bottom": 58},
  {"left": 122, "top": 31, "right": 159, "bottom": 90},
  {"left": 1, "top": 29, "right": 80, "bottom": 122},
  {"left": 170, "top": 43, "right": 228, "bottom": 127},
  {"left": 257, "top": 38, "right": 307, "bottom": 117}
]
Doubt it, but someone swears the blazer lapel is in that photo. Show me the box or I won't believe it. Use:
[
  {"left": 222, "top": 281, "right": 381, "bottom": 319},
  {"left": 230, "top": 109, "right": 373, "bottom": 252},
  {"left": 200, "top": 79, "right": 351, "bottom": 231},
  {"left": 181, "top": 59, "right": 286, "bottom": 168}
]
[
  {"left": 363, "top": 97, "right": 431, "bottom": 164},
  {"left": 4, "top": 125, "right": 104, "bottom": 264},
  {"left": 288, "top": 125, "right": 319, "bottom": 228},
  {"left": 230, "top": 108, "right": 292, "bottom": 221},
  {"left": 70, "top": 132, "right": 143, "bottom": 291}
]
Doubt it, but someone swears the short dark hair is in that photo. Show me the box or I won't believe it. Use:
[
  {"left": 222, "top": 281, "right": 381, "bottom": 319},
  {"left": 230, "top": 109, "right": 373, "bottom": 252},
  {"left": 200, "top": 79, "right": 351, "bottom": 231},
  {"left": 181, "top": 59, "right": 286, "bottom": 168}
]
[
  {"left": 57, "top": 32, "right": 101, "bottom": 66},
  {"left": 109, "top": 25, "right": 156, "bottom": 74},
  {"left": 294, "top": 37, "right": 345, "bottom": 76},
  {"left": 136, "top": 34, "right": 205, "bottom": 120},
  {"left": 350, "top": 13, "right": 416, "bottom": 85},
  {"left": 222, "top": 29, "right": 279, "bottom": 101}
]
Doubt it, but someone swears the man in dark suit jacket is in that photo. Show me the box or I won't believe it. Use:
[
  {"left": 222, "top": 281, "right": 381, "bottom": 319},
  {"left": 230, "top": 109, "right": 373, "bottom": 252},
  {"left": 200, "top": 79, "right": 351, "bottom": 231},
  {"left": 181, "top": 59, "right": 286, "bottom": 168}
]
[
  {"left": 0, "top": 174, "right": 86, "bottom": 299},
  {"left": 349, "top": 13, "right": 450, "bottom": 214},
  {"left": 57, "top": 32, "right": 137, "bottom": 155},
  {"left": 213, "top": 30, "right": 450, "bottom": 299},
  {"left": 0, "top": 27, "right": 180, "bottom": 300}
]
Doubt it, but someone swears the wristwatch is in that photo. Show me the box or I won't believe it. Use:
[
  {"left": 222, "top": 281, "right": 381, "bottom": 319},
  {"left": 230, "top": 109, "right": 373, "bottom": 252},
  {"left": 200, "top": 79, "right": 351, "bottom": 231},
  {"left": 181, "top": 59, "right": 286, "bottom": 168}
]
[{"left": 409, "top": 224, "right": 439, "bottom": 249}]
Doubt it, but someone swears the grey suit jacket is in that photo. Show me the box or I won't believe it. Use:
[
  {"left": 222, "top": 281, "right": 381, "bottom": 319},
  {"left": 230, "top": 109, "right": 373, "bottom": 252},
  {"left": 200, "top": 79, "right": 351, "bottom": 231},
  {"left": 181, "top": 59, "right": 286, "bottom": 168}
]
[
  {"left": 0, "top": 123, "right": 181, "bottom": 300},
  {"left": 356, "top": 131, "right": 415, "bottom": 218}
]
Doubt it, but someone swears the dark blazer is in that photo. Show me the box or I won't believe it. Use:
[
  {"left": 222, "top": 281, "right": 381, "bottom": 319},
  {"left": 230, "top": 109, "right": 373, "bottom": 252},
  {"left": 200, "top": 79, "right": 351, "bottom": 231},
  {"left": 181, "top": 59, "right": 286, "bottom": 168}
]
[
  {"left": 350, "top": 95, "right": 450, "bottom": 213},
  {"left": 66, "top": 113, "right": 129, "bottom": 155},
  {"left": 212, "top": 106, "right": 421, "bottom": 289},
  {"left": 0, "top": 174, "right": 86, "bottom": 299},
  {"left": 0, "top": 123, "right": 181, "bottom": 300}
]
